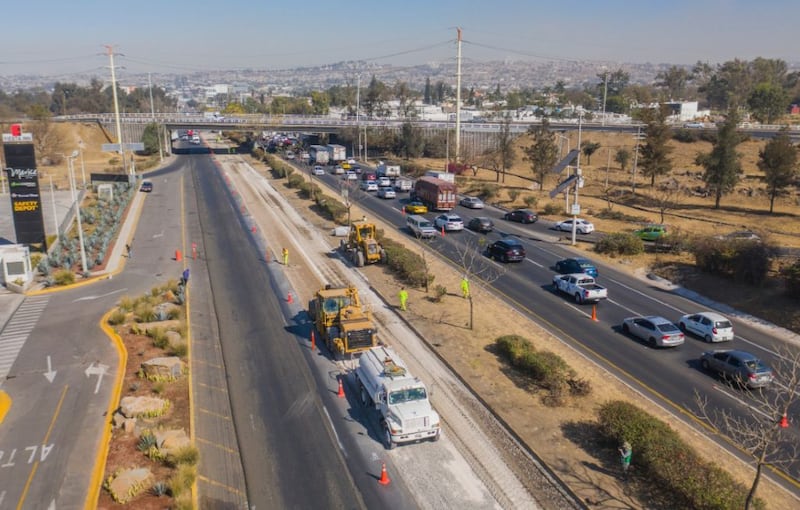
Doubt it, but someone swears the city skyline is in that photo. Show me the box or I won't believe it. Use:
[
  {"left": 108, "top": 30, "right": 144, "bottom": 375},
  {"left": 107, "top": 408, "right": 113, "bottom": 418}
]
[{"left": 1, "top": 0, "right": 799, "bottom": 78}]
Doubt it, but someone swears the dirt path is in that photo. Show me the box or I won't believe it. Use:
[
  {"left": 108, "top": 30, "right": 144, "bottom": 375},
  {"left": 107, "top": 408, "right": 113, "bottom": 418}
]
[{"left": 214, "top": 151, "right": 795, "bottom": 509}]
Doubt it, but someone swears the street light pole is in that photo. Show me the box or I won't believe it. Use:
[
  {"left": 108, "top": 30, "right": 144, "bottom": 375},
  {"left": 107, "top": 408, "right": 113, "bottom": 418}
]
[
  {"left": 68, "top": 151, "right": 88, "bottom": 274},
  {"left": 601, "top": 69, "right": 608, "bottom": 127},
  {"left": 78, "top": 140, "right": 87, "bottom": 189},
  {"left": 48, "top": 174, "right": 59, "bottom": 240},
  {"left": 572, "top": 112, "right": 583, "bottom": 246}
]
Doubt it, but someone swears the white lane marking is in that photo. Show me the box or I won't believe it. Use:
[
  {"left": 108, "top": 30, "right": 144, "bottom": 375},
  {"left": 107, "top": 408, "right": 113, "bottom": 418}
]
[
  {"left": 604, "top": 275, "right": 686, "bottom": 314},
  {"left": 710, "top": 384, "right": 772, "bottom": 420},
  {"left": 524, "top": 257, "right": 543, "bottom": 268},
  {"left": 606, "top": 298, "right": 640, "bottom": 316},
  {"left": 322, "top": 405, "right": 347, "bottom": 457},
  {"left": 72, "top": 288, "right": 127, "bottom": 302}
]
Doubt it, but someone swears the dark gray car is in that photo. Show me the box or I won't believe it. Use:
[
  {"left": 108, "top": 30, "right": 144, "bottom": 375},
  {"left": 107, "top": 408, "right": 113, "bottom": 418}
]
[
  {"left": 700, "top": 350, "right": 773, "bottom": 388},
  {"left": 468, "top": 217, "right": 494, "bottom": 233}
]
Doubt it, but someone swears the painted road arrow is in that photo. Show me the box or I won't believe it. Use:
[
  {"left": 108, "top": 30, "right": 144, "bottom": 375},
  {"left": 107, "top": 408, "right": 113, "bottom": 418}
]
[
  {"left": 44, "top": 356, "right": 57, "bottom": 383},
  {"left": 84, "top": 363, "right": 108, "bottom": 394}
]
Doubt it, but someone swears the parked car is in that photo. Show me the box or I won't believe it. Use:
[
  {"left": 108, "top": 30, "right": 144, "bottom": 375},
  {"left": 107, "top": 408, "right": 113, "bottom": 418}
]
[
  {"left": 360, "top": 180, "right": 378, "bottom": 192},
  {"left": 404, "top": 201, "right": 428, "bottom": 214},
  {"left": 377, "top": 186, "right": 396, "bottom": 199},
  {"left": 468, "top": 217, "right": 494, "bottom": 233},
  {"left": 678, "top": 312, "right": 734, "bottom": 342},
  {"left": 555, "top": 258, "right": 598, "bottom": 278},
  {"left": 139, "top": 181, "right": 153, "bottom": 192},
  {"left": 460, "top": 196, "right": 485, "bottom": 209},
  {"left": 504, "top": 209, "right": 538, "bottom": 224},
  {"left": 486, "top": 238, "right": 526, "bottom": 263},
  {"left": 634, "top": 224, "right": 667, "bottom": 241},
  {"left": 377, "top": 176, "right": 392, "bottom": 187},
  {"left": 700, "top": 350, "right": 773, "bottom": 388},
  {"left": 434, "top": 213, "right": 464, "bottom": 232},
  {"left": 621, "top": 316, "right": 685, "bottom": 347},
  {"left": 554, "top": 218, "right": 595, "bottom": 234},
  {"left": 312, "top": 165, "right": 325, "bottom": 175}
]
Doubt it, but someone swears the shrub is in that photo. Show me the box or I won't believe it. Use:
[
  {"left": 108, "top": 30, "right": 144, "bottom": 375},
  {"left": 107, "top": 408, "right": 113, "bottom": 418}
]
[
  {"left": 597, "top": 400, "right": 762, "bottom": 510},
  {"left": 151, "top": 482, "right": 168, "bottom": 497},
  {"left": 149, "top": 328, "right": 170, "bottom": 349},
  {"left": 134, "top": 302, "right": 158, "bottom": 323},
  {"left": 783, "top": 260, "right": 800, "bottom": 299},
  {"left": 152, "top": 382, "right": 165, "bottom": 395},
  {"left": 595, "top": 232, "right": 644, "bottom": 256},
  {"left": 507, "top": 189, "right": 521, "bottom": 203},
  {"left": 287, "top": 173, "right": 305, "bottom": 188},
  {"left": 381, "top": 237, "right": 435, "bottom": 288},
  {"left": 691, "top": 237, "right": 773, "bottom": 285},
  {"left": 595, "top": 209, "right": 649, "bottom": 223},
  {"left": 107, "top": 309, "right": 127, "bottom": 326},
  {"left": 166, "top": 445, "right": 199, "bottom": 467},
  {"left": 167, "top": 464, "right": 196, "bottom": 498},
  {"left": 432, "top": 285, "right": 447, "bottom": 302},
  {"left": 540, "top": 202, "right": 561, "bottom": 216},
  {"left": 523, "top": 195, "right": 538, "bottom": 208},
  {"left": 137, "top": 432, "right": 157, "bottom": 452},
  {"left": 169, "top": 342, "right": 188, "bottom": 358},
  {"left": 672, "top": 128, "right": 699, "bottom": 143},
  {"left": 52, "top": 269, "right": 75, "bottom": 286}
]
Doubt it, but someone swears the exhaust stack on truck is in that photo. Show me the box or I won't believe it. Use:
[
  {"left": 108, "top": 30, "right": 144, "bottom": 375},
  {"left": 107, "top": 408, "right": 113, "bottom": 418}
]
[{"left": 355, "top": 345, "right": 441, "bottom": 449}]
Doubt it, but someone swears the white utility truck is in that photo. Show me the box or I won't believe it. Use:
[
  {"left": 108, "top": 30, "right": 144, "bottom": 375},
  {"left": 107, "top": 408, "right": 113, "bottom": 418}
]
[{"left": 355, "top": 345, "right": 441, "bottom": 449}]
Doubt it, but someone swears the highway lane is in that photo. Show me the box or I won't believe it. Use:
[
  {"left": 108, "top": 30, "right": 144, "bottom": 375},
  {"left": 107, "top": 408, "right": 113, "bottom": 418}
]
[
  {"left": 302, "top": 160, "right": 800, "bottom": 491},
  {"left": 191, "top": 153, "right": 412, "bottom": 509}
]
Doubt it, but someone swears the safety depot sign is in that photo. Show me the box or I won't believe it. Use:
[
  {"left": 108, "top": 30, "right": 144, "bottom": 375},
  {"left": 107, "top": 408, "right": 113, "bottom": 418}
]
[{"left": 4, "top": 141, "right": 47, "bottom": 248}]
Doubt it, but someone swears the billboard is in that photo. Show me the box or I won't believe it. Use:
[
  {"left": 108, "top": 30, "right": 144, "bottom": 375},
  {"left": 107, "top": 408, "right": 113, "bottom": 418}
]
[{"left": 3, "top": 142, "right": 47, "bottom": 249}]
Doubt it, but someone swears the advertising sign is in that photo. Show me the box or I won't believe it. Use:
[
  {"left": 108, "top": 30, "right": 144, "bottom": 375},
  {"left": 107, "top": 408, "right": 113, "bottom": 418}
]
[{"left": 3, "top": 142, "right": 47, "bottom": 249}]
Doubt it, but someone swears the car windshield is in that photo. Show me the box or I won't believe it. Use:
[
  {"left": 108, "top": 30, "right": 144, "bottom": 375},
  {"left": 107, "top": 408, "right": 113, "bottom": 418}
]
[
  {"left": 388, "top": 387, "right": 427, "bottom": 404},
  {"left": 657, "top": 322, "right": 679, "bottom": 333},
  {"left": 743, "top": 359, "right": 769, "bottom": 372},
  {"left": 578, "top": 261, "right": 593, "bottom": 269},
  {"left": 420, "top": 221, "right": 433, "bottom": 228}
]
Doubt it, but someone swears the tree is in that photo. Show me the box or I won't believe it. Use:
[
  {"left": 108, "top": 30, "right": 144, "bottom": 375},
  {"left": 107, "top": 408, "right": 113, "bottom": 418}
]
[
  {"left": 694, "top": 346, "right": 800, "bottom": 510},
  {"left": 484, "top": 115, "right": 516, "bottom": 183},
  {"left": 522, "top": 119, "right": 559, "bottom": 191},
  {"left": 363, "top": 75, "right": 390, "bottom": 117},
  {"left": 696, "top": 106, "right": 744, "bottom": 208},
  {"left": 310, "top": 91, "right": 330, "bottom": 115},
  {"left": 758, "top": 130, "right": 798, "bottom": 213},
  {"left": 748, "top": 83, "right": 789, "bottom": 124},
  {"left": 615, "top": 147, "right": 631, "bottom": 172},
  {"left": 655, "top": 65, "right": 690, "bottom": 99},
  {"left": 652, "top": 184, "right": 684, "bottom": 224},
  {"left": 450, "top": 237, "right": 504, "bottom": 330},
  {"left": 141, "top": 122, "right": 161, "bottom": 155},
  {"left": 396, "top": 121, "right": 424, "bottom": 160},
  {"left": 394, "top": 81, "right": 417, "bottom": 118},
  {"left": 638, "top": 106, "right": 673, "bottom": 187},
  {"left": 580, "top": 141, "right": 601, "bottom": 165},
  {"left": 424, "top": 77, "right": 432, "bottom": 104},
  {"left": 27, "top": 106, "right": 64, "bottom": 163}
]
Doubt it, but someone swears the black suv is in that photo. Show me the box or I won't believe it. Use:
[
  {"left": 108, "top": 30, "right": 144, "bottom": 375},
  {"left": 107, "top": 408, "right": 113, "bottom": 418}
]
[
  {"left": 504, "top": 209, "right": 538, "bottom": 224},
  {"left": 487, "top": 238, "right": 526, "bottom": 263}
]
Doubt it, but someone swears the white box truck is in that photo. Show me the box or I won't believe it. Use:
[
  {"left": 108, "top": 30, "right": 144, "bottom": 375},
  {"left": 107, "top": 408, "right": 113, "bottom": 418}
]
[
  {"left": 326, "top": 144, "right": 347, "bottom": 162},
  {"left": 355, "top": 345, "right": 441, "bottom": 449},
  {"left": 376, "top": 161, "right": 402, "bottom": 178}
]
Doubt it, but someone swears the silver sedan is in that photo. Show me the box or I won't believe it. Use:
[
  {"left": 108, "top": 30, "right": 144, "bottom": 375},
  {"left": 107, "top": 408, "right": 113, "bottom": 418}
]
[
  {"left": 622, "top": 316, "right": 684, "bottom": 347},
  {"left": 459, "top": 196, "right": 485, "bottom": 209}
]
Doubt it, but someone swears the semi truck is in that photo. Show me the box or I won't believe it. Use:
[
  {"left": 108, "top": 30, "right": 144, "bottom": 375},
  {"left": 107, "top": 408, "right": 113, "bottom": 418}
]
[
  {"left": 326, "top": 144, "right": 347, "bottom": 163},
  {"left": 308, "top": 145, "right": 330, "bottom": 165},
  {"left": 412, "top": 176, "right": 457, "bottom": 211},
  {"left": 355, "top": 345, "right": 441, "bottom": 449}
]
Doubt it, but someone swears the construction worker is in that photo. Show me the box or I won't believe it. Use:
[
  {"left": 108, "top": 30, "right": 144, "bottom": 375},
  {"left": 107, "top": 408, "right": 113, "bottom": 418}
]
[
  {"left": 282, "top": 247, "right": 289, "bottom": 266},
  {"left": 398, "top": 287, "right": 408, "bottom": 311},
  {"left": 618, "top": 441, "right": 632, "bottom": 480},
  {"left": 461, "top": 276, "right": 470, "bottom": 299}
]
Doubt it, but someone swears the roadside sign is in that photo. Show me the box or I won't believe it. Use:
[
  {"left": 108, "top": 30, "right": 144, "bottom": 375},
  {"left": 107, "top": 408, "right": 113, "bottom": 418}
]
[{"left": 102, "top": 143, "right": 145, "bottom": 152}]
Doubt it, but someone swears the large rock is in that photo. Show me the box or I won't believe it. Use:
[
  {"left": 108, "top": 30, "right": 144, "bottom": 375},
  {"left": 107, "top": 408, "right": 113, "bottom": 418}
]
[
  {"left": 107, "top": 467, "right": 152, "bottom": 504},
  {"left": 119, "top": 396, "right": 170, "bottom": 419},
  {"left": 165, "top": 330, "right": 183, "bottom": 346},
  {"left": 155, "top": 428, "right": 191, "bottom": 455},
  {"left": 141, "top": 356, "right": 185, "bottom": 381}
]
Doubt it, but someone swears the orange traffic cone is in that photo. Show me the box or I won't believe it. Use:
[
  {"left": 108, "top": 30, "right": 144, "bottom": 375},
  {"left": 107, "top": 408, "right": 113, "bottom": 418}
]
[
  {"left": 310, "top": 330, "right": 316, "bottom": 351},
  {"left": 175, "top": 249, "right": 182, "bottom": 262},
  {"left": 337, "top": 377, "right": 345, "bottom": 398},
  {"left": 780, "top": 413, "right": 789, "bottom": 428},
  {"left": 287, "top": 292, "right": 293, "bottom": 304},
  {"left": 378, "top": 462, "right": 391, "bottom": 485},
  {"left": 591, "top": 305, "right": 598, "bottom": 322}
]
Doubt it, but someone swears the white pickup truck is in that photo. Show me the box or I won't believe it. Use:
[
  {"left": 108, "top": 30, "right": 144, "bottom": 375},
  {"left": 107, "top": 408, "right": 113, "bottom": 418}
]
[{"left": 552, "top": 273, "right": 608, "bottom": 304}]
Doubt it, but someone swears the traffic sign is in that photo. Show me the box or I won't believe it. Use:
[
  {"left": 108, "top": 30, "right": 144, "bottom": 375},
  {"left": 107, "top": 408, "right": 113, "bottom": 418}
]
[{"left": 102, "top": 143, "right": 145, "bottom": 152}]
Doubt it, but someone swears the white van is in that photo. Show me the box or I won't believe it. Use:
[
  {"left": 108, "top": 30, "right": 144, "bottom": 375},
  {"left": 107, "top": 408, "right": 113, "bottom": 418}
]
[{"left": 407, "top": 215, "right": 437, "bottom": 239}]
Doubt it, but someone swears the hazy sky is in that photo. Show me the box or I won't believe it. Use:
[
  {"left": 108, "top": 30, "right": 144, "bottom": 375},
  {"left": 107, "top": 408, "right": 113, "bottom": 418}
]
[{"left": 1, "top": 0, "right": 798, "bottom": 77}]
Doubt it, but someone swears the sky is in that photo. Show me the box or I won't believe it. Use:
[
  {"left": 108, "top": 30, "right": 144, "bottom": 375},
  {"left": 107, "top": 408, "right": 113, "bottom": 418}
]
[{"left": 1, "top": 0, "right": 799, "bottom": 77}]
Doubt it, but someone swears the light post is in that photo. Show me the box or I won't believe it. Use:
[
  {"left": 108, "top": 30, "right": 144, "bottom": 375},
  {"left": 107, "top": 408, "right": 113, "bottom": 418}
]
[
  {"left": 67, "top": 150, "right": 88, "bottom": 274},
  {"left": 601, "top": 68, "right": 608, "bottom": 127},
  {"left": 571, "top": 112, "right": 584, "bottom": 246},
  {"left": 78, "top": 140, "right": 87, "bottom": 189},
  {"left": 48, "top": 174, "right": 59, "bottom": 240}
]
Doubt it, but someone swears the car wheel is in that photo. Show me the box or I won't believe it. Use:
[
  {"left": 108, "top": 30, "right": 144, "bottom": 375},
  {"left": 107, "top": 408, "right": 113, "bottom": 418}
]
[
  {"left": 679, "top": 322, "right": 686, "bottom": 332},
  {"left": 356, "top": 251, "right": 365, "bottom": 267},
  {"left": 649, "top": 337, "right": 657, "bottom": 347},
  {"left": 384, "top": 426, "right": 396, "bottom": 450},
  {"left": 700, "top": 359, "right": 710, "bottom": 371},
  {"left": 704, "top": 334, "right": 713, "bottom": 343},
  {"left": 359, "top": 383, "right": 370, "bottom": 406},
  {"left": 574, "top": 293, "right": 582, "bottom": 304}
]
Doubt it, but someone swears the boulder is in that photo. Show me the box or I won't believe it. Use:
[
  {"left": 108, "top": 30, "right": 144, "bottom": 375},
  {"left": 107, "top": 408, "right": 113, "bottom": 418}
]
[
  {"left": 155, "top": 428, "right": 191, "bottom": 455},
  {"left": 141, "top": 357, "right": 185, "bottom": 381},
  {"left": 107, "top": 467, "right": 152, "bottom": 504},
  {"left": 123, "top": 418, "right": 136, "bottom": 435},
  {"left": 165, "top": 330, "right": 183, "bottom": 346},
  {"left": 119, "top": 396, "right": 170, "bottom": 419},
  {"left": 112, "top": 410, "right": 126, "bottom": 429}
]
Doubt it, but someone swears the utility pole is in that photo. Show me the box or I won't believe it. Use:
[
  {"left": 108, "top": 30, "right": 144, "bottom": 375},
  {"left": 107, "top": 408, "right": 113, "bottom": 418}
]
[
  {"left": 572, "top": 112, "right": 583, "bottom": 246},
  {"left": 105, "top": 45, "right": 128, "bottom": 179},
  {"left": 632, "top": 124, "right": 641, "bottom": 193},
  {"left": 455, "top": 27, "right": 462, "bottom": 166},
  {"left": 601, "top": 68, "right": 608, "bottom": 127},
  {"left": 356, "top": 75, "right": 361, "bottom": 160}
]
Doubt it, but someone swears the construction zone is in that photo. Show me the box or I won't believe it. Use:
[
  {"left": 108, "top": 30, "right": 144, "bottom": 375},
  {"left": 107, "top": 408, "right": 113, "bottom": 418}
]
[{"left": 309, "top": 284, "right": 378, "bottom": 357}]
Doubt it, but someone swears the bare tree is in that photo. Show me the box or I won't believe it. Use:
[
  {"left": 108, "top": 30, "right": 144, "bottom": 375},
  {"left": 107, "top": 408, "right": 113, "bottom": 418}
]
[
  {"left": 694, "top": 346, "right": 800, "bottom": 510},
  {"left": 651, "top": 183, "right": 684, "bottom": 224},
  {"left": 449, "top": 236, "right": 504, "bottom": 330}
]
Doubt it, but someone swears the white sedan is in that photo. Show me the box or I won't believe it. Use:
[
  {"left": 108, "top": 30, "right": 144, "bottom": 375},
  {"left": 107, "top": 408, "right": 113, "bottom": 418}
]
[
  {"left": 434, "top": 213, "right": 464, "bottom": 232},
  {"left": 377, "top": 186, "right": 396, "bottom": 199},
  {"left": 312, "top": 165, "right": 325, "bottom": 175},
  {"left": 554, "top": 218, "right": 595, "bottom": 234},
  {"left": 360, "top": 180, "right": 378, "bottom": 191}
]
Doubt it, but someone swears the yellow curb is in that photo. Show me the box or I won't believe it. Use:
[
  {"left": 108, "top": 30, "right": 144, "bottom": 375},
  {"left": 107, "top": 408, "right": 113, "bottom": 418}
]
[
  {"left": 0, "top": 390, "right": 11, "bottom": 424},
  {"left": 84, "top": 309, "right": 128, "bottom": 510}
]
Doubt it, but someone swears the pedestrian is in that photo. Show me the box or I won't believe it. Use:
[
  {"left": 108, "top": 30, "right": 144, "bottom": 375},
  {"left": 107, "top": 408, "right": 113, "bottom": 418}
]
[
  {"left": 181, "top": 268, "right": 190, "bottom": 287},
  {"left": 460, "top": 276, "right": 470, "bottom": 299},
  {"left": 282, "top": 247, "right": 289, "bottom": 266},
  {"left": 618, "top": 441, "right": 632, "bottom": 480},
  {"left": 125, "top": 244, "right": 132, "bottom": 259},
  {"left": 398, "top": 287, "right": 408, "bottom": 311}
]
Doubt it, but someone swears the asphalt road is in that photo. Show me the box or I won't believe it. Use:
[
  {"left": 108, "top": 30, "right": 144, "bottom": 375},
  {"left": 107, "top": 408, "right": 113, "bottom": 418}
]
[{"left": 300, "top": 159, "right": 800, "bottom": 494}]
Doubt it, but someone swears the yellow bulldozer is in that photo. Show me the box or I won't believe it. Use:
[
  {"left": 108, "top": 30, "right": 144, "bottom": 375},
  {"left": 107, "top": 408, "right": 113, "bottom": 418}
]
[
  {"left": 339, "top": 220, "right": 386, "bottom": 267},
  {"left": 309, "top": 284, "right": 378, "bottom": 357}
]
